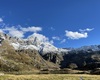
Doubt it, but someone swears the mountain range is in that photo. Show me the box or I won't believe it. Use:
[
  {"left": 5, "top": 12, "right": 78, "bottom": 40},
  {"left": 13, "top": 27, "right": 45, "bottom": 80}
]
[{"left": 0, "top": 32, "right": 100, "bottom": 74}]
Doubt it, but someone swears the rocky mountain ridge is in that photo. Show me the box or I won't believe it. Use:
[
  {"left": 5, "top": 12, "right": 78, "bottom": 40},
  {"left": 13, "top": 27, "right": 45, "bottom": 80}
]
[{"left": 0, "top": 32, "right": 69, "bottom": 54}]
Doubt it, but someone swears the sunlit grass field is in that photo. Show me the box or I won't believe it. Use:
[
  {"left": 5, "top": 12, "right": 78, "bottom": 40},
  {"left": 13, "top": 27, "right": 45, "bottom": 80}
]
[{"left": 0, "top": 74, "right": 100, "bottom": 80}]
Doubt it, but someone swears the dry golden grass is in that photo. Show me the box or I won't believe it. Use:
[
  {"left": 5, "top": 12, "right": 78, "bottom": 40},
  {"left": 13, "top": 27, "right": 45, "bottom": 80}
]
[{"left": 0, "top": 74, "right": 100, "bottom": 80}]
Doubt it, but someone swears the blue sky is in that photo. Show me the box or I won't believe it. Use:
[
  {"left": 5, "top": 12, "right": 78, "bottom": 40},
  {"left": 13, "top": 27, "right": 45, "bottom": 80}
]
[{"left": 0, "top": 0, "right": 100, "bottom": 48}]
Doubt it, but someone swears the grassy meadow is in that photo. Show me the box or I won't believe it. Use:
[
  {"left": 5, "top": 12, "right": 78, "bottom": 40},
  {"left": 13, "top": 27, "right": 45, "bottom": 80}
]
[{"left": 0, "top": 74, "right": 100, "bottom": 80}]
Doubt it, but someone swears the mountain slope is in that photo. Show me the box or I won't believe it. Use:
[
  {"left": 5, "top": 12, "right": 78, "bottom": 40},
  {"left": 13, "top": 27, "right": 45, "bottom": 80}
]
[{"left": 0, "top": 33, "right": 60, "bottom": 72}]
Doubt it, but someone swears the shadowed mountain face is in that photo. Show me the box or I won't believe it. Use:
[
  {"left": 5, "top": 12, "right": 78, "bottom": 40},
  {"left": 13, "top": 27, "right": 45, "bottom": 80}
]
[
  {"left": 61, "top": 50, "right": 100, "bottom": 69},
  {"left": 0, "top": 32, "right": 100, "bottom": 72},
  {"left": 41, "top": 50, "right": 100, "bottom": 70}
]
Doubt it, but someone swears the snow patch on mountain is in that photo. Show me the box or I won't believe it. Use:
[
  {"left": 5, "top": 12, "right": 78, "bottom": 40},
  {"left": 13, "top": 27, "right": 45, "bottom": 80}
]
[
  {"left": 11, "top": 42, "right": 20, "bottom": 50},
  {"left": 58, "top": 48, "right": 69, "bottom": 53},
  {"left": 76, "top": 45, "right": 100, "bottom": 51},
  {"left": 7, "top": 33, "right": 60, "bottom": 54}
]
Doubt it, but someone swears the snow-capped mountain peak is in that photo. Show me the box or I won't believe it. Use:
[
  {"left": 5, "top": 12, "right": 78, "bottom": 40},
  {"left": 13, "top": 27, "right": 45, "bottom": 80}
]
[{"left": 0, "top": 32, "right": 60, "bottom": 54}]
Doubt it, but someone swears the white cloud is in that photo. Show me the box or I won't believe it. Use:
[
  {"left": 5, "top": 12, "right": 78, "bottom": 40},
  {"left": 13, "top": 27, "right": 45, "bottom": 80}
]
[
  {"left": 65, "top": 30, "right": 88, "bottom": 39},
  {"left": 9, "top": 30, "right": 24, "bottom": 38},
  {"left": 21, "top": 26, "right": 42, "bottom": 33},
  {"left": 65, "top": 28, "right": 94, "bottom": 40},
  {"left": 52, "top": 36, "right": 66, "bottom": 44},
  {"left": 1, "top": 26, "right": 42, "bottom": 38},
  {"left": 3, "top": 26, "right": 24, "bottom": 38},
  {"left": 52, "top": 36, "right": 60, "bottom": 40},
  {"left": 0, "top": 18, "right": 3, "bottom": 22},
  {"left": 50, "top": 27, "right": 55, "bottom": 31},
  {"left": 28, "top": 33, "right": 49, "bottom": 42},
  {"left": 79, "top": 28, "right": 94, "bottom": 32},
  {"left": 60, "top": 39, "right": 66, "bottom": 43},
  {"left": 50, "top": 40, "right": 54, "bottom": 44},
  {"left": 52, "top": 36, "right": 67, "bottom": 44},
  {"left": 3, "top": 26, "right": 16, "bottom": 31},
  {"left": 0, "top": 29, "right": 3, "bottom": 33}
]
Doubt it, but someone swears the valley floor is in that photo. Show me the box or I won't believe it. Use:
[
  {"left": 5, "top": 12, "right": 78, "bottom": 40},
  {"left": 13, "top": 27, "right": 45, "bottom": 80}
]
[{"left": 0, "top": 74, "right": 100, "bottom": 80}]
